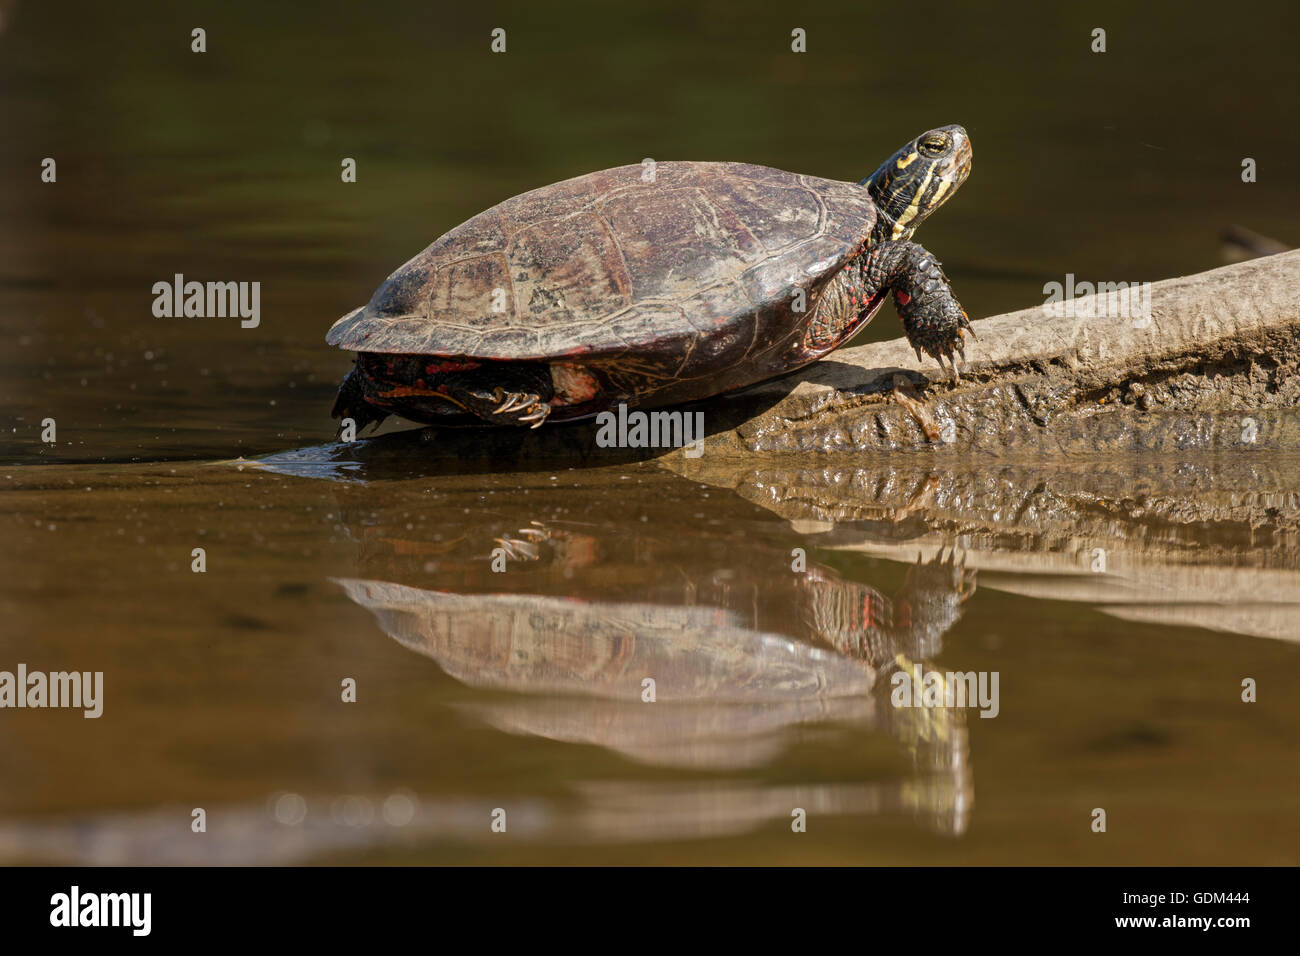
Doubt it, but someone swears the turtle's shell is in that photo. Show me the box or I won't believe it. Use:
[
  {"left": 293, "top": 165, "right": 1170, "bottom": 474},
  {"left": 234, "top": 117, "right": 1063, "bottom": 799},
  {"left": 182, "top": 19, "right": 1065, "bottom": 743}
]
[{"left": 326, "top": 162, "right": 876, "bottom": 367}]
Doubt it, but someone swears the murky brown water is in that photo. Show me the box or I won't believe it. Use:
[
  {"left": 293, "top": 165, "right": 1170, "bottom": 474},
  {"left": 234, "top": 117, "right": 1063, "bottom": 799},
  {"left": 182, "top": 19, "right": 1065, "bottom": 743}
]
[{"left": 2, "top": 0, "right": 1298, "bottom": 864}]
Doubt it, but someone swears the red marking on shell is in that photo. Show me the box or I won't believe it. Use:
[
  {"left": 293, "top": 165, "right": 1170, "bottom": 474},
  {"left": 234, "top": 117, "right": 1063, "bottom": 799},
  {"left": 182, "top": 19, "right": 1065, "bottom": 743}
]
[
  {"left": 378, "top": 384, "right": 443, "bottom": 399},
  {"left": 424, "top": 360, "right": 481, "bottom": 374},
  {"left": 897, "top": 292, "right": 911, "bottom": 306}
]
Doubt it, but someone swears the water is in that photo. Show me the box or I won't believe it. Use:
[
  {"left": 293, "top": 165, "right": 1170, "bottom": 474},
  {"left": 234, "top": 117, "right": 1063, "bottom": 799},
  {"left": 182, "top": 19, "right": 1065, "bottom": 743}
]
[{"left": 1, "top": 0, "right": 1298, "bottom": 863}]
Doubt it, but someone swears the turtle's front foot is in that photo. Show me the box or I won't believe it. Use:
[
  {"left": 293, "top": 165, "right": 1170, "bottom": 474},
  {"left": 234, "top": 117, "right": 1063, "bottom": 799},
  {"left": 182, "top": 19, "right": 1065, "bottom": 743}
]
[
  {"left": 889, "top": 246, "right": 974, "bottom": 382},
  {"left": 909, "top": 299, "right": 974, "bottom": 383},
  {"left": 901, "top": 292, "right": 973, "bottom": 382}
]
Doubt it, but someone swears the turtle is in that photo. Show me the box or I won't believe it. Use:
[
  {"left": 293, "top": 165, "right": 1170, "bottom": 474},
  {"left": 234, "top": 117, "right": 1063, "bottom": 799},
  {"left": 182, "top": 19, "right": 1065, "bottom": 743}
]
[{"left": 328, "top": 125, "right": 974, "bottom": 433}]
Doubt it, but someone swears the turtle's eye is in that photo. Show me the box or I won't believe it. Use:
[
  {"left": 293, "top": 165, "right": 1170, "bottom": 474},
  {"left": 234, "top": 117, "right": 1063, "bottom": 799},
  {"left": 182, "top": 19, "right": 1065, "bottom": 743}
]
[{"left": 918, "top": 133, "right": 950, "bottom": 157}]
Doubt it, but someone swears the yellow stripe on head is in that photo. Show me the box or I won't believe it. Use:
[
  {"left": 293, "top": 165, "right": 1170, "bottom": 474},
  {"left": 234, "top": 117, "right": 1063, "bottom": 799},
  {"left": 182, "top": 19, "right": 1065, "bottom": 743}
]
[{"left": 891, "top": 166, "right": 934, "bottom": 238}]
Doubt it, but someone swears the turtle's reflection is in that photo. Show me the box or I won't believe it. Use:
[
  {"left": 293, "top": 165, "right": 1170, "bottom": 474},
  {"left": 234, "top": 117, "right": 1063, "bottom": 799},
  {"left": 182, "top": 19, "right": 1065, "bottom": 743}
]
[{"left": 336, "top": 500, "right": 976, "bottom": 835}]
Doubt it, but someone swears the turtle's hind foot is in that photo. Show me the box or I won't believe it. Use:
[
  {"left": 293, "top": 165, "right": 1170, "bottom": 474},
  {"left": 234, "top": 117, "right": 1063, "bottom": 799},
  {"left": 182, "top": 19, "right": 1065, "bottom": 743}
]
[
  {"left": 490, "top": 388, "right": 551, "bottom": 428},
  {"left": 447, "top": 362, "right": 556, "bottom": 428}
]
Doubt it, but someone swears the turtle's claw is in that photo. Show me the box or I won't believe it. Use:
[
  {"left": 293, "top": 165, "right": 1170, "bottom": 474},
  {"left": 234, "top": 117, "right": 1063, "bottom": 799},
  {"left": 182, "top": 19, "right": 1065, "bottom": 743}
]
[
  {"left": 485, "top": 388, "right": 551, "bottom": 428},
  {"left": 905, "top": 321, "right": 967, "bottom": 384},
  {"left": 960, "top": 311, "right": 976, "bottom": 340},
  {"left": 927, "top": 331, "right": 966, "bottom": 384},
  {"left": 520, "top": 402, "right": 550, "bottom": 428},
  {"left": 493, "top": 390, "right": 541, "bottom": 415}
]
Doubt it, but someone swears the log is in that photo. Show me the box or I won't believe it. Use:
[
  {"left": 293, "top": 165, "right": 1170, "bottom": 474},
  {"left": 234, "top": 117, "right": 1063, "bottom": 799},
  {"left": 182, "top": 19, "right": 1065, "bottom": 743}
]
[{"left": 708, "top": 248, "right": 1300, "bottom": 457}]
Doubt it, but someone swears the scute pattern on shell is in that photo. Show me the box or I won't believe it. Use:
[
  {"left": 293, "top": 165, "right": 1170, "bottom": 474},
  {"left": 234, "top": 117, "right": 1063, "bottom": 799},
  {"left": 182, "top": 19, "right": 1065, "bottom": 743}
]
[{"left": 325, "top": 161, "right": 875, "bottom": 361}]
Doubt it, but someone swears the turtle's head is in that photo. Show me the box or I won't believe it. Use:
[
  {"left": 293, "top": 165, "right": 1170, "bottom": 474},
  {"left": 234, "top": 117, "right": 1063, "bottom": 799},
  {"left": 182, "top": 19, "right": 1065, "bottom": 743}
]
[{"left": 863, "top": 125, "right": 971, "bottom": 242}]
